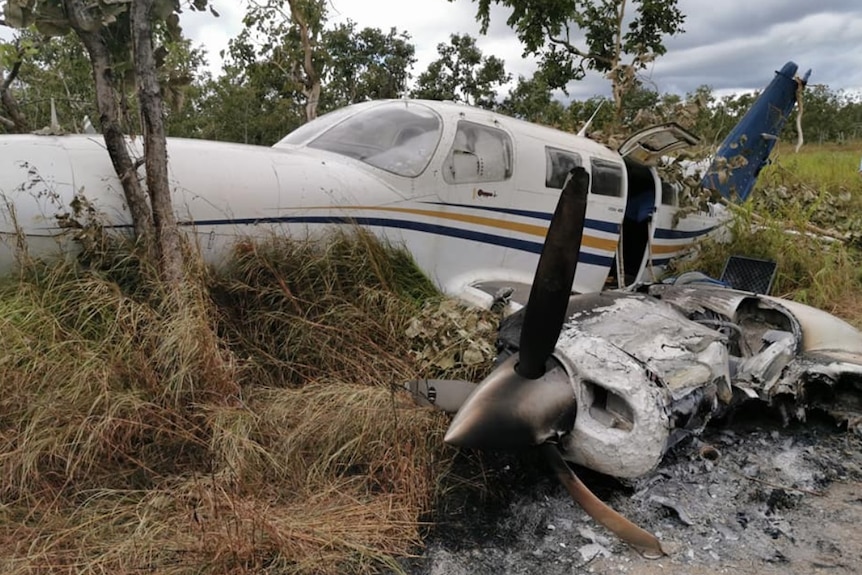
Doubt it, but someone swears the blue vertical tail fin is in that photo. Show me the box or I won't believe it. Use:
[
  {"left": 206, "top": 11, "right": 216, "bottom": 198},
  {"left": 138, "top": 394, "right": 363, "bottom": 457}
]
[{"left": 701, "top": 62, "right": 810, "bottom": 202}]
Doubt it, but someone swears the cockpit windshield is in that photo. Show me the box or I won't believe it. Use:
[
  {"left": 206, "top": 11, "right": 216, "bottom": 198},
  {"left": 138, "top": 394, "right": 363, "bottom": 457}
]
[
  {"left": 295, "top": 102, "right": 442, "bottom": 178},
  {"left": 277, "top": 105, "right": 358, "bottom": 147}
]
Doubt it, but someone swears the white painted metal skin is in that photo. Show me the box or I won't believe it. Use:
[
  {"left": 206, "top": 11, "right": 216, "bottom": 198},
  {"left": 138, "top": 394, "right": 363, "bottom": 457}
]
[{"left": 0, "top": 99, "right": 711, "bottom": 302}]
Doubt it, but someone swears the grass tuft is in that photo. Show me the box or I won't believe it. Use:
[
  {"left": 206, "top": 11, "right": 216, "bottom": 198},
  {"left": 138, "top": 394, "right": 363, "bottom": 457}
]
[{"left": 0, "top": 228, "right": 489, "bottom": 574}]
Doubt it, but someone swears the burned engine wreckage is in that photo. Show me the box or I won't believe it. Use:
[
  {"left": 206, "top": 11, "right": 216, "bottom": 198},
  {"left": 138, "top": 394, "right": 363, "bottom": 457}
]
[
  {"left": 412, "top": 167, "right": 862, "bottom": 556},
  {"left": 493, "top": 283, "right": 862, "bottom": 480}
]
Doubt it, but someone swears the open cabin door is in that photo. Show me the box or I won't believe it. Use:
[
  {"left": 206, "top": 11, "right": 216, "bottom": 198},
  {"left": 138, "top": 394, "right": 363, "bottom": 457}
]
[
  {"left": 612, "top": 124, "right": 700, "bottom": 288},
  {"left": 618, "top": 123, "right": 700, "bottom": 165}
]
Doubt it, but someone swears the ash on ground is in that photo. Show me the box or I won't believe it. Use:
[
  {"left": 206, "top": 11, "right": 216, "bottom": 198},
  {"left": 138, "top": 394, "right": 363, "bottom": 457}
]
[{"left": 402, "top": 413, "right": 862, "bottom": 575}]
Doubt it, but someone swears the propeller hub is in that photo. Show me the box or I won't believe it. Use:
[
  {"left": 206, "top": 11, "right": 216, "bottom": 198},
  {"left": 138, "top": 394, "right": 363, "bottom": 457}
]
[{"left": 444, "top": 355, "right": 576, "bottom": 450}]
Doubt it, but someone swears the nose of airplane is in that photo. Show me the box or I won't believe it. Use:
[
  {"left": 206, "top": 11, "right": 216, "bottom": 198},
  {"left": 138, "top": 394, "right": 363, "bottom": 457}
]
[{"left": 444, "top": 354, "right": 576, "bottom": 450}]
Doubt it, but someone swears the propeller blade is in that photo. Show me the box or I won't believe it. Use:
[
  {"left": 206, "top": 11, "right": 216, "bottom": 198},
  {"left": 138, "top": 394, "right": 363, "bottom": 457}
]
[
  {"left": 517, "top": 168, "right": 590, "bottom": 379},
  {"left": 541, "top": 444, "right": 667, "bottom": 558},
  {"left": 444, "top": 356, "right": 575, "bottom": 449}
]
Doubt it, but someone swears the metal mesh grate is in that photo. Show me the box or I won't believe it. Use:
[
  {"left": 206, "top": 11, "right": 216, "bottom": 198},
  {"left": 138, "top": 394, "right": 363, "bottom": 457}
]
[{"left": 720, "top": 256, "right": 777, "bottom": 294}]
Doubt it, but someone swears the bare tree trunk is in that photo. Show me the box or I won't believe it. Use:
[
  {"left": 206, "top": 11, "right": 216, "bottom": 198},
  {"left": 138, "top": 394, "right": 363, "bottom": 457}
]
[
  {"left": 288, "top": 0, "right": 320, "bottom": 121},
  {"left": 131, "top": 0, "right": 184, "bottom": 289},
  {"left": 63, "top": 0, "right": 155, "bottom": 247},
  {"left": 305, "top": 81, "right": 321, "bottom": 122},
  {"left": 611, "top": 0, "right": 627, "bottom": 124},
  {"left": 1, "top": 49, "right": 30, "bottom": 133}
]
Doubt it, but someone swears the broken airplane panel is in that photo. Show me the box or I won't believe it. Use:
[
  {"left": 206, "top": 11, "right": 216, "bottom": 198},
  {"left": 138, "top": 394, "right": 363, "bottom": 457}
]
[
  {"left": 492, "top": 283, "right": 862, "bottom": 479},
  {"left": 0, "top": 62, "right": 807, "bottom": 305},
  {"left": 411, "top": 167, "right": 862, "bottom": 555}
]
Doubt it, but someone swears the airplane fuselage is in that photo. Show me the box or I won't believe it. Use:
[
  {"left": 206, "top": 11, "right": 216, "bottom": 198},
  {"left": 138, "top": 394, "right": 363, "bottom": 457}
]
[{"left": 0, "top": 99, "right": 719, "bottom": 302}]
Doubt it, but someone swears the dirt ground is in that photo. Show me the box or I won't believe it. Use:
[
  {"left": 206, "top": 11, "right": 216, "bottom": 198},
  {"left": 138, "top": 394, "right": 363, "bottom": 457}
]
[{"left": 400, "top": 414, "right": 862, "bottom": 575}]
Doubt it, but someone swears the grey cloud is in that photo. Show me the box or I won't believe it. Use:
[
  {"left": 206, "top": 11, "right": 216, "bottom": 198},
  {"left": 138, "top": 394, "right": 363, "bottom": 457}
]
[{"left": 176, "top": 1, "right": 862, "bottom": 100}]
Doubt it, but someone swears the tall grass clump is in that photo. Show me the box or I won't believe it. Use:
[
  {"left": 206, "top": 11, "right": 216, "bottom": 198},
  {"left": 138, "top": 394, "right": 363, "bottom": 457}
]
[
  {"left": 0, "top": 228, "right": 492, "bottom": 574},
  {"left": 753, "top": 143, "right": 862, "bottom": 237},
  {"left": 210, "top": 228, "right": 441, "bottom": 387}
]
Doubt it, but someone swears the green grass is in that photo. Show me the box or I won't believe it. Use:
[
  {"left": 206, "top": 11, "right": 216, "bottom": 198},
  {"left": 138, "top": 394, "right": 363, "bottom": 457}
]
[
  {"left": 671, "top": 140, "right": 862, "bottom": 324},
  {"left": 759, "top": 141, "right": 862, "bottom": 196}
]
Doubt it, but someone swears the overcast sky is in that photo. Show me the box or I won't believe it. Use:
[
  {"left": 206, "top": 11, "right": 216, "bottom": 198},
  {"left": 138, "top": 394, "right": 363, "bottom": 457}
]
[
  {"left": 1, "top": 1, "right": 857, "bottom": 99},
  {"left": 179, "top": 0, "right": 862, "bottom": 100}
]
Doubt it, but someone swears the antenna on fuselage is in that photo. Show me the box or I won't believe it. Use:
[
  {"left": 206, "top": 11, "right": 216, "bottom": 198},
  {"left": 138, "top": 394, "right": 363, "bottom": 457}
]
[{"left": 576, "top": 100, "right": 605, "bottom": 138}]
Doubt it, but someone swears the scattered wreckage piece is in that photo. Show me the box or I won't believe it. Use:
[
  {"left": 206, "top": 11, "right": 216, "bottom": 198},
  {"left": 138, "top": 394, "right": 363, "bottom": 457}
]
[{"left": 406, "top": 167, "right": 862, "bottom": 556}]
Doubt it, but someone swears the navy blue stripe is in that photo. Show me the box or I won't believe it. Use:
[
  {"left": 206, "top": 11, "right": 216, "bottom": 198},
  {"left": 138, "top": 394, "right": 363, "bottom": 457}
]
[
  {"left": 577, "top": 252, "right": 615, "bottom": 267},
  {"left": 422, "top": 201, "right": 619, "bottom": 233},
  {"left": 654, "top": 226, "right": 715, "bottom": 240},
  {"left": 584, "top": 218, "right": 621, "bottom": 234},
  {"left": 171, "top": 214, "right": 615, "bottom": 266},
  {"left": 179, "top": 215, "right": 545, "bottom": 254}
]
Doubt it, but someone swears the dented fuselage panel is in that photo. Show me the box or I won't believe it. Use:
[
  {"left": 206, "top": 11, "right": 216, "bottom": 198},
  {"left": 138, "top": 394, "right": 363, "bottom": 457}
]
[{"left": 496, "top": 284, "right": 862, "bottom": 478}]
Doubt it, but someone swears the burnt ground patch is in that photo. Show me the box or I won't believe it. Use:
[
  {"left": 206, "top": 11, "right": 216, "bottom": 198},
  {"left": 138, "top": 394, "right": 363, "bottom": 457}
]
[{"left": 400, "top": 419, "right": 862, "bottom": 575}]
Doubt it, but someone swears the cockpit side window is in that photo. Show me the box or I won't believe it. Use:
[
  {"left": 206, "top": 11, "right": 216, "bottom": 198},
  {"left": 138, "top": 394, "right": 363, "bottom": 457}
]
[
  {"left": 545, "top": 147, "right": 582, "bottom": 189},
  {"left": 591, "top": 159, "right": 624, "bottom": 197},
  {"left": 443, "top": 121, "right": 513, "bottom": 184},
  {"left": 303, "top": 102, "right": 442, "bottom": 177}
]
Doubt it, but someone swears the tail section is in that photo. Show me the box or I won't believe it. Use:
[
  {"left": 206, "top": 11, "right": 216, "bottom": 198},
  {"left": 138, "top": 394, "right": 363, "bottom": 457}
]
[{"left": 702, "top": 61, "right": 811, "bottom": 202}]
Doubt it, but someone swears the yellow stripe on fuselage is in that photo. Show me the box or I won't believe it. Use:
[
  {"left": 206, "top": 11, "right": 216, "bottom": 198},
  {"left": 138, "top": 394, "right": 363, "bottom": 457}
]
[
  {"left": 360, "top": 205, "right": 546, "bottom": 236},
  {"left": 650, "top": 242, "right": 692, "bottom": 255},
  {"left": 322, "top": 205, "right": 619, "bottom": 252}
]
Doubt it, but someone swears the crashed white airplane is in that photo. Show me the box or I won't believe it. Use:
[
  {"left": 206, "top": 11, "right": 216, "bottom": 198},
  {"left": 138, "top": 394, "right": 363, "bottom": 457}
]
[
  {"left": 410, "top": 168, "right": 862, "bottom": 556},
  {"left": 1, "top": 56, "right": 852, "bottom": 554},
  {"left": 0, "top": 62, "right": 806, "bottom": 306}
]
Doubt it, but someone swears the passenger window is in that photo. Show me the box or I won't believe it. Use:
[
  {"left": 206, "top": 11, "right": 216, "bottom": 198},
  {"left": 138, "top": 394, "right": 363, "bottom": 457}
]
[
  {"left": 545, "top": 147, "right": 582, "bottom": 189},
  {"left": 443, "top": 121, "right": 513, "bottom": 184},
  {"left": 591, "top": 159, "right": 623, "bottom": 197}
]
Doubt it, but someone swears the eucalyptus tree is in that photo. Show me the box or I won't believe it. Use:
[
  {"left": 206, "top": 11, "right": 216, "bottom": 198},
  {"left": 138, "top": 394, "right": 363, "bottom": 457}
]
[
  {"left": 239, "top": 0, "right": 328, "bottom": 122},
  {"left": 498, "top": 72, "right": 565, "bottom": 126},
  {"left": 461, "top": 0, "right": 686, "bottom": 124},
  {"left": 2, "top": 0, "right": 216, "bottom": 288},
  {"left": 322, "top": 22, "right": 416, "bottom": 109},
  {"left": 412, "top": 33, "right": 509, "bottom": 109},
  {"left": 219, "top": 2, "right": 416, "bottom": 143}
]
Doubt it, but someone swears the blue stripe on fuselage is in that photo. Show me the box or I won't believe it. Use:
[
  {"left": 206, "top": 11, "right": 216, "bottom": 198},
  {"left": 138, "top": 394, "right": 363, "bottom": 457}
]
[
  {"left": 653, "top": 226, "right": 716, "bottom": 240},
  {"left": 171, "top": 214, "right": 615, "bottom": 267}
]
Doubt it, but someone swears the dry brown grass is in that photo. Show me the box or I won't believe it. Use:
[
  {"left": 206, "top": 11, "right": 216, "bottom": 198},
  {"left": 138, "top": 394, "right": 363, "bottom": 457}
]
[{"left": 0, "top": 230, "right": 492, "bottom": 574}]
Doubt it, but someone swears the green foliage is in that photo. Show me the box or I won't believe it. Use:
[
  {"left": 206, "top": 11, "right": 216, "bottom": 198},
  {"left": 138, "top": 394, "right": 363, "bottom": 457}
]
[
  {"left": 795, "top": 84, "right": 862, "bottom": 144},
  {"left": 498, "top": 72, "right": 565, "bottom": 125},
  {"left": 465, "top": 0, "right": 684, "bottom": 105},
  {"left": 753, "top": 144, "right": 862, "bottom": 241},
  {"left": 412, "top": 33, "right": 510, "bottom": 109},
  {"left": 2, "top": 0, "right": 211, "bottom": 40},
  {"left": 4, "top": 0, "right": 861, "bottom": 146},
  {"left": 205, "top": 2, "right": 417, "bottom": 143},
  {"left": 322, "top": 21, "right": 417, "bottom": 108},
  {"left": 1, "top": 1, "right": 212, "bottom": 135}
]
